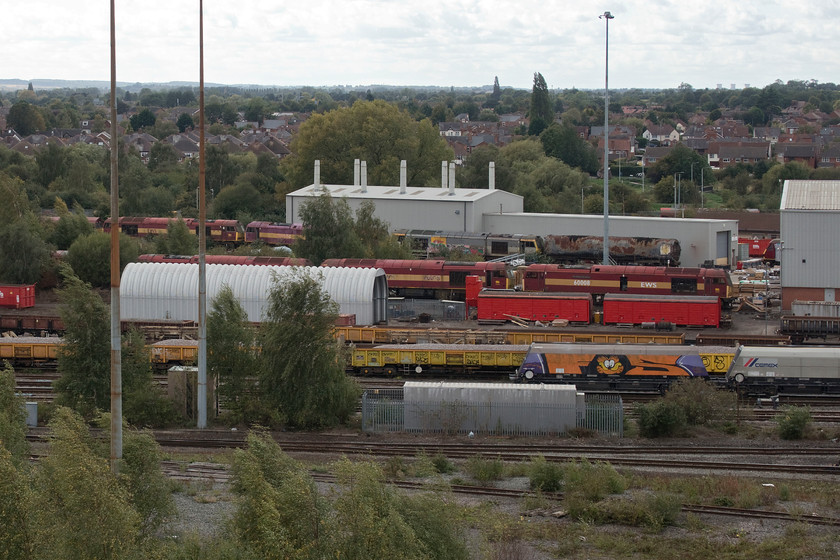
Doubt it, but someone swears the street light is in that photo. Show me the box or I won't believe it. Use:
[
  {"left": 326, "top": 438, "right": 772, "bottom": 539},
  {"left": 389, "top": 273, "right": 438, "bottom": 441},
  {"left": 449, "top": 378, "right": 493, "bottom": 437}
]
[
  {"left": 600, "top": 10, "right": 614, "bottom": 265},
  {"left": 676, "top": 172, "right": 683, "bottom": 216}
]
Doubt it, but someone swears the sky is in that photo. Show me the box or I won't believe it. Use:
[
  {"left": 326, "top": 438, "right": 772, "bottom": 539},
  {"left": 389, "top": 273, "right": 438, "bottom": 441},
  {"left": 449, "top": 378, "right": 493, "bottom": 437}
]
[{"left": 7, "top": 0, "right": 840, "bottom": 91}]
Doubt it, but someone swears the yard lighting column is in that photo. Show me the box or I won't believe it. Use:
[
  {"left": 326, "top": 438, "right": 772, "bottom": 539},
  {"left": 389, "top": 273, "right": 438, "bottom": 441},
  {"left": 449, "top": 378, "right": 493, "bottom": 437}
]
[{"left": 600, "top": 11, "right": 614, "bottom": 265}]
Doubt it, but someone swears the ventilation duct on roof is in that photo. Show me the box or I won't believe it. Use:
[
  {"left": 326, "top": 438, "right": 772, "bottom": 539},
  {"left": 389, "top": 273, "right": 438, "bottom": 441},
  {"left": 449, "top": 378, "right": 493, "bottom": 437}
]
[
  {"left": 354, "top": 158, "right": 360, "bottom": 186},
  {"left": 314, "top": 159, "right": 321, "bottom": 189},
  {"left": 441, "top": 160, "right": 448, "bottom": 189},
  {"left": 400, "top": 160, "right": 407, "bottom": 194},
  {"left": 489, "top": 161, "right": 495, "bottom": 190},
  {"left": 448, "top": 162, "right": 456, "bottom": 195},
  {"left": 361, "top": 161, "right": 368, "bottom": 193}
]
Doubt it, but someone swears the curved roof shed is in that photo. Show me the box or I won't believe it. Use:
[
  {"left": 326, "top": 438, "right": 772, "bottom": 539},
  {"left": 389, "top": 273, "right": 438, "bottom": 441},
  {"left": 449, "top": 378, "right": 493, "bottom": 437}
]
[{"left": 121, "top": 263, "right": 388, "bottom": 325}]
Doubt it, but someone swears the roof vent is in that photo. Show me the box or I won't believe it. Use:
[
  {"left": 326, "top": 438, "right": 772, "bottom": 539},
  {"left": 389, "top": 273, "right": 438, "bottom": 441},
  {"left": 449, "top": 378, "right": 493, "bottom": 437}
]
[{"left": 400, "top": 160, "right": 407, "bottom": 194}]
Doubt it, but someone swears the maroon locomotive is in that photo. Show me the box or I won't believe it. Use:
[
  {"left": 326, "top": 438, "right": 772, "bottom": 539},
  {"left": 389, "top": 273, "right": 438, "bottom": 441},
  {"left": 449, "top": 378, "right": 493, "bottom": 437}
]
[
  {"left": 522, "top": 264, "right": 732, "bottom": 305},
  {"left": 321, "top": 258, "right": 508, "bottom": 300}
]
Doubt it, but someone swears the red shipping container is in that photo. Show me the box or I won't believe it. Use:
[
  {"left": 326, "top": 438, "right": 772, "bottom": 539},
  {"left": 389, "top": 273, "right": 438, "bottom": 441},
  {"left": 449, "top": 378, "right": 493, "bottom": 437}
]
[
  {"left": 0, "top": 284, "right": 35, "bottom": 309},
  {"left": 602, "top": 294, "right": 720, "bottom": 327},
  {"left": 477, "top": 290, "right": 590, "bottom": 324}
]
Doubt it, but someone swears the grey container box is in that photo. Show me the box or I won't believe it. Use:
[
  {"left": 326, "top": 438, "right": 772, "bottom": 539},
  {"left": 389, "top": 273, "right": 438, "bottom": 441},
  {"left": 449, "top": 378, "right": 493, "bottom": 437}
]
[{"left": 25, "top": 402, "right": 37, "bottom": 427}]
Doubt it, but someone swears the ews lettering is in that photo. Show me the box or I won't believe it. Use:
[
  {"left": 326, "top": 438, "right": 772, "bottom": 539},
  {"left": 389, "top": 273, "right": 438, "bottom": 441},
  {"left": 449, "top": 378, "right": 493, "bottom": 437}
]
[{"left": 640, "top": 282, "right": 658, "bottom": 288}]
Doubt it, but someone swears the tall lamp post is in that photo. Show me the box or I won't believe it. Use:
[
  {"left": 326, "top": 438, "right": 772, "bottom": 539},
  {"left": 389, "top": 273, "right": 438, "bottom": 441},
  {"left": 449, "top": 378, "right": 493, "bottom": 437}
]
[{"left": 600, "top": 11, "right": 614, "bottom": 265}]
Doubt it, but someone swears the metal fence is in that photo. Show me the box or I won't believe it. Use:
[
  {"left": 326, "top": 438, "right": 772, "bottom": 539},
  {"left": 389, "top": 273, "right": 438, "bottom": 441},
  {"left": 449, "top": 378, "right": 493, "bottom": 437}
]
[
  {"left": 388, "top": 298, "right": 466, "bottom": 322},
  {"left": 361, "top": 389, "right": 623, "bottom": 437}
]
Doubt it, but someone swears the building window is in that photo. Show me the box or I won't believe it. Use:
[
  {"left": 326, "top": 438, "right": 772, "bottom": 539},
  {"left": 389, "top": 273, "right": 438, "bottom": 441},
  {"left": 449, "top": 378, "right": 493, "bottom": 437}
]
[{"left": 722, "top": 157, "right": 731, "bottom": 163}]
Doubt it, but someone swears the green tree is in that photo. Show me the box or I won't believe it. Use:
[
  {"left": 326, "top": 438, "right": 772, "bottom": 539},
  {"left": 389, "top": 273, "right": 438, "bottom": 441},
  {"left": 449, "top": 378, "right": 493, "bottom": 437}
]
[
  {"left": 0, "top": 361, "right": 29, "bottom": 465},
  {"left": 35, "top": 142, "right": 67, "bottom": 188},
  {"left": 0, "top": 213, "right": 50, "bottom": 285},
  {"left": 294, "top": 193, "right": 365, "bottom": 264},
  {"left": 129, "top": 107, "right": 157, "bottom": 130},
  {"left": 213, "top": 183, "right": 263, "bottom": 219},
  {"left": 66, "top": 232, "right": 139, "bottom": 288},
  {"left": 528, "top": 72, "right": 553, "bottom": 136},
  {"left": 230, "top": 430, "right": 329, "bottom": 558},
  {"left": 7, "top": 101, "right": 46, "bottom": 135},
  {"left": 648, "top": 143, "right": 710, "bottom": 185},
  {"left": 121, "top": 328, "right": 178, "bottom": 427},
  {"left": 353, "top": 200, "right": 411, "bottom": 259},
  {"left": 281, "top": 100, "right": 453, "bottom": 189},
  {"left": 54, "top": 270, "right": 110, "bottom": 416},
  {"left": 176, "top": 111, "right": 195, "bottom": 132},
  {"left": 153, "top": 217, "right": 197, "bottom": 255},
  {"left": 259, "top": 270, "right": 359, "bottom": 428},
  {"left": 119, "top": 430, "right": 176, "bottom": 536},
  {"left": 50, "top": 202, "right": 94, "bottom": 250},
  {"left": 0, "top": 446, "right": 33, "bottom": 560},
  {"left": 31, "top": 407, "right": 140, "bottom": 559},
  {"left": 208, "top": 286, "right": 262, "bottom": 424},
  {"left": 147, "top": 141, "right": 179, "bottom": 172},
  {"left": 540, "top": 122, "right": 599, "bottom": 174}
]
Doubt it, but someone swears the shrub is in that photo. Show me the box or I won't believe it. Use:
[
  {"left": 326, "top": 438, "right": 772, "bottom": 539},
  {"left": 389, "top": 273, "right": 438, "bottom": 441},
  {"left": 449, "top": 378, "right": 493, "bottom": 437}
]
[
  {"left": 664, "top": 378, "right": 737, "bottom": 426},
  {"left": 529, "top": 455, "right": 563, "bottom": 492},
  {"left": 431, "top": 453, "right": 456, "bottom": 474},
  {"left": 562, "top": 459, "right": 626, "bottom": 502},
  {"left": 777, "top": 406, "right": 812, "bottom": 440},
  {"left": 464, "top": 455, "right": 505, "bottom": 482},
  {"left": 636, "top": 399, "right": 687, "bottom": 438}
]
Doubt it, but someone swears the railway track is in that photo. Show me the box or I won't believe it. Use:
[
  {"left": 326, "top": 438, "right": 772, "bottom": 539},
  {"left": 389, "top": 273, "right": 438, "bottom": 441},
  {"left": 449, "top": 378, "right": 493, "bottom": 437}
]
[
  {"left": 133, "top": 432, "right": 840, "bottom": 477},
  {"left": 158, "top": 460, "right": 840, "bottom": 527}
]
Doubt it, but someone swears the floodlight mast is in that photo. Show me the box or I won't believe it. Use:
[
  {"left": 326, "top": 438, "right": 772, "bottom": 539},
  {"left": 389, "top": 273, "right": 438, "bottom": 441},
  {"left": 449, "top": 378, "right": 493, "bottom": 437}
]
[{"left": 600, "top": 11, "right": 614, "bottom": 265}]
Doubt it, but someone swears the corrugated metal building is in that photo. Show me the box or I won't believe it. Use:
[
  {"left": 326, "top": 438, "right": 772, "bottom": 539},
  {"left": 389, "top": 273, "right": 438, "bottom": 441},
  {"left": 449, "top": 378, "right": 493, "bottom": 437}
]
[
  {"left": 121, "top": 263, "right": 388, "bottom": 325},
  {"left": 287, "top": 183, "right": 523, "bottom": 233},
  {"left": 483, "top": 213, "right": 737, "bottom": 268},
  {"left": 285, "top": 160, "right": 737, "bottom": 268},
  {"left": 780, "top": 180, "right": 840, "bottom": 310}
]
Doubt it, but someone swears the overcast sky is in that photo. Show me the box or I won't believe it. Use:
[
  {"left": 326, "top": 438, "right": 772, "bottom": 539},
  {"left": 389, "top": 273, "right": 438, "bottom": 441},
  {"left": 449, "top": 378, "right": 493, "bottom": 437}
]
[{"left": 8, "top": 1, "right": 840, "bottom": 91}]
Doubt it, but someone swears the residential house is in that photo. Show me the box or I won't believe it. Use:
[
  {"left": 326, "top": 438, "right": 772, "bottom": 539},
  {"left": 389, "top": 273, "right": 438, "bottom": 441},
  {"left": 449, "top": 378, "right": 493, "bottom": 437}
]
[
  {"left": 642, "top": 124, "right": 679, "bottom": 145},
  {"left": 707, "top": 141, "right": 771, "bottom": 169},
  {"left": 818, "top": 144, "right": 840, "bottom": 168},
  {"left": 776, "top": 143, "right": 817, "bottom": 168},
  {"left": 753, "top": 127, "right": 781, "bottom": 145},
  {"left": 641, "top": 146, "right": 673, "bottom": 167}
]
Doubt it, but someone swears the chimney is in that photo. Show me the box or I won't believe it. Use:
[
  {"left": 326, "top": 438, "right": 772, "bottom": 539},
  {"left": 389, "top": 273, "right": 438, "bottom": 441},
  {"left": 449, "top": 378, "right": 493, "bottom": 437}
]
[
  {"left": 441, "top": 161, "right": 448, "bottom": 189},
  {"left": 361, "top": 161, "right": 368, "bottom": 193},
  {"left": 354, "top": 158, "right": 360, "bottom": 186},
  {"left": 314, "top": 159, "right": 321, "bottom": 189},
  {"left": 489, "top": 161, "right": 495, "bottom": 190},
  {"left": 400, "top": 160, "right": 407, "bottom": 194},
  {"left": 448, "top": 162, "right": 455, "bottom": 195}
]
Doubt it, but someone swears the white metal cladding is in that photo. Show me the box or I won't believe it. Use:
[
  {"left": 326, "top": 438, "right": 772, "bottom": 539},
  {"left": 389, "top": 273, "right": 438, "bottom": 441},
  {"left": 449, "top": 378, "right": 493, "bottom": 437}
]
[
  {"left": 781, "top": 209, "right": 840, "bottom": 288},
  {"left": 402, "top": 381, "right": 582, "bottom": 434},
  {"left": 121, "top": 263, "right": 388, "bottom": 325}
]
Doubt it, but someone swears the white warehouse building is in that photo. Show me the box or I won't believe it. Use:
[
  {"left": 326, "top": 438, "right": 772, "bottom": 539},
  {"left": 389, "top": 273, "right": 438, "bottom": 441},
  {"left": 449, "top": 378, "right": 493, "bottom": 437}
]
[
  {"left": 121, "top": 263, "right": 389, "bottom": 325},
  {"left": 285, "top": 160, "right": 738, "bottom": 268}
]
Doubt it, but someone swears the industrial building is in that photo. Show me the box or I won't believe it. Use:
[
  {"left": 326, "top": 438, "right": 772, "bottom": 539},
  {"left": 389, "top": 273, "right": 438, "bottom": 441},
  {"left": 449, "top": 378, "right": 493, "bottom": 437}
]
[
  {"left": 780, "top": 180, "right": 840, "bottom": 310},
  {"left": 121, "top": 262, "right": 389, "bottom": 325},
  {"left": 285, "top": 160, "right": 738, "bottom": 268}
]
